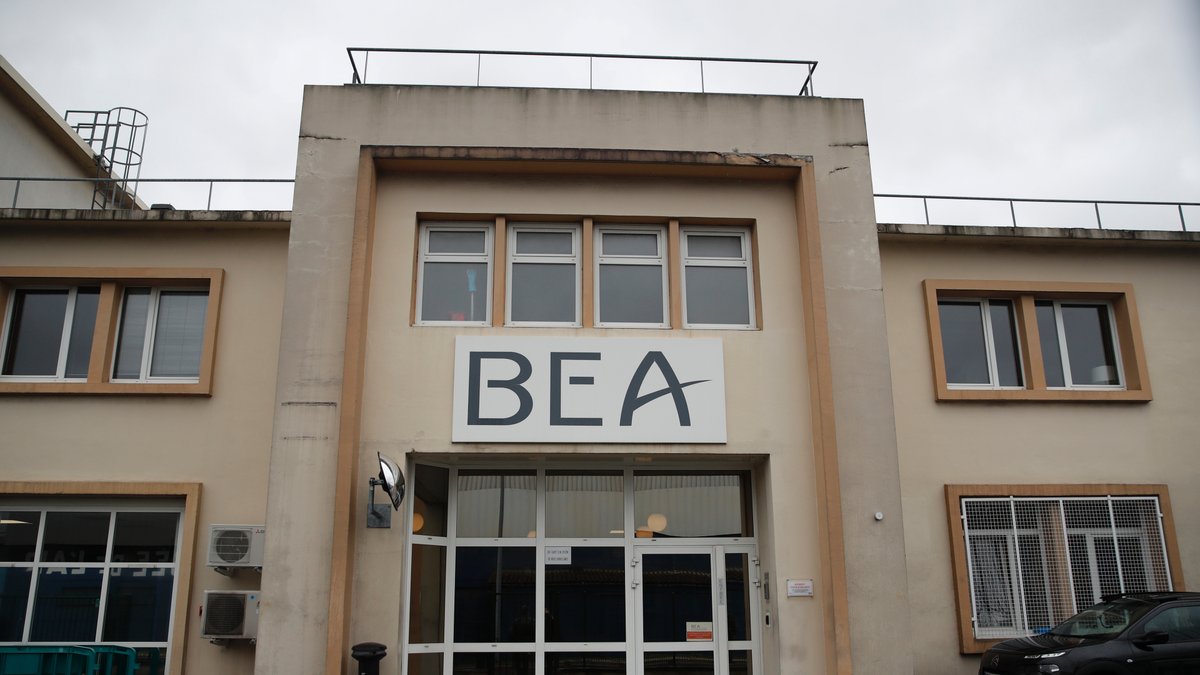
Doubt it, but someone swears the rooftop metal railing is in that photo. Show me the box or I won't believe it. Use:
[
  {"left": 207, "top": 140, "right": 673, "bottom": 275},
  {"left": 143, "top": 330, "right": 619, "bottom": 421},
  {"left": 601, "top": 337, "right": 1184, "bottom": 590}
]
[
  {"left": 346, "top": 48, "right": 819, "bottom": 96},
  {"left": 875, "top": 193, "right": 1198, "bottom": 232},
  {"left": 1, "top": 177, "right": 295, "bottom": 211}
]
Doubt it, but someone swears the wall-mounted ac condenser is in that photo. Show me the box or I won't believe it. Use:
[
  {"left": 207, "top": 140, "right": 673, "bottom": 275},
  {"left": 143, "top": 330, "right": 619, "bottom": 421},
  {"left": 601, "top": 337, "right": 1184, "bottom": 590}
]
[
  {"left": 201, "top": 590, "right": 261, "bottom": 640},
  {"left": 206, "top": 524, "right": 265, "bottom": 568}
]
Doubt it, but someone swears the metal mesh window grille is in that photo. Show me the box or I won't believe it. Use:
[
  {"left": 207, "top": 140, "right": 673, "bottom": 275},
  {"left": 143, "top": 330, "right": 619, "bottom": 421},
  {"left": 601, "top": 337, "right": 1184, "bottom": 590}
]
[{"left": 962, "top": 496, "right": 1172, "bottom": 640}]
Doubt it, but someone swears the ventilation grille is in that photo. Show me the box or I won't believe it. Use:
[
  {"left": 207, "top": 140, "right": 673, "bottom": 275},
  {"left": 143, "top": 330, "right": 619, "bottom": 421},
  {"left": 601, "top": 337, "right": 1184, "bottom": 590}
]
[
  {"left": 204, "top": 593, "right": 247, "bottom": 636},
  {"left": 212, "top": 529, "right": 251, "bottom": 564}
]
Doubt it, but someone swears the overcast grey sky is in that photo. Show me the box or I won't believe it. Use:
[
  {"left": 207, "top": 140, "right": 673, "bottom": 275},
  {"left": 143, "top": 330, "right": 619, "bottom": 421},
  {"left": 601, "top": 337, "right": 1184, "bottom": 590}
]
[{"left": 2, "top": 1, "right": 1198, "bottom": 222}]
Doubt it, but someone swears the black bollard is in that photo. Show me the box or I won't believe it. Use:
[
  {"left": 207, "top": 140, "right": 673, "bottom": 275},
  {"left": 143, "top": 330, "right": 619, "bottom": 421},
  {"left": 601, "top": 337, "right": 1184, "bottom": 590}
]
[{"left": 350, "top": 642, "right": 387, "bottom": 675}]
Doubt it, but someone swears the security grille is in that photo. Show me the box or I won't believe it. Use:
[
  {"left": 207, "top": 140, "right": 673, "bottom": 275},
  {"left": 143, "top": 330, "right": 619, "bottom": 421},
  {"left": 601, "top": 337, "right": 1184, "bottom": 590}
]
[{"left": 962, "top": 496, "right": 1171, "bottom": 640}]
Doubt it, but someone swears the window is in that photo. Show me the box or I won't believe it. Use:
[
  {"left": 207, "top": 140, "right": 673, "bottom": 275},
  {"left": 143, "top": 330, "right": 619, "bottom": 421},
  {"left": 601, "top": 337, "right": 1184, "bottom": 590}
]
[
  {"left": 681, "top": 229, "right": 756, "bottom": 329},
  {"left": 0, "top": 503, "right": 182, "bottom": 674},
  {"left": 924, "top": 280, "right": 1150, "bottom": 401},
  {"left": 111, "top": 288, "right": 209, "bottom": 382},
  {"left": 1, "top": 286, "right": 99, "bottom": 380},
  {"left": 938, "top": 298, "right": 1023, "bottom": 389},
  {"left": 1034, "top": 300, "right": 1121, "bottom": 388},
  {"left": 594, "top": 226, "right": 668, "bottom": 328},
  {"left": 415, "top": 224, "right": 493, "bottom": 326},
  {"left": 0, "top": 268, "right": 222, "bottom": 394},
  {"left": 507, "top": 224, "right": 581, "bottom": 326},
  {"left": 945, "top": 485, "right": 1183, "bottom": 653},
  {"left": 413, "top": 217, "right": 761, "bottom": 331}
]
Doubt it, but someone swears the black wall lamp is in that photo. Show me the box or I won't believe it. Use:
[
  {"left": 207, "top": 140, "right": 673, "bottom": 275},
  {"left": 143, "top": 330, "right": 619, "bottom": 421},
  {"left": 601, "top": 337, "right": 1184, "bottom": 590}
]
[{"left": 367, "top": 452, "right": 405, "bottom": 528}]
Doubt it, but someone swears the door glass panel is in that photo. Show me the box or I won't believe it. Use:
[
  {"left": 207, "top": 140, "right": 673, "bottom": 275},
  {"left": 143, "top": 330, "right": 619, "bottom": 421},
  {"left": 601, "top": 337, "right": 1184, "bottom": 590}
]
[
  {"left": 409, "top": 544, "right": 446, "bottom": 643},
  {"left": 414, "top": 464, "right": 450, "bottom": 537},
  {"left": 545, "top": 471, "right": 623, "bottom": 538},
  {"left": 546, "top": 652, "right": 626, "bottom": 675},
  {"left": 408, "top": 653, "right": 444, "bottom": 675},
  {"left": 634, "top": 473, "right": 750, "bottom": 538},
  {"left": 642, "top": 553, "right": 712, "bottom": 642},
  {"left": 545, "top": 546, "right": 624, "bottom": 642},
  {"left": 30, "top": 567, "right": 103, "bottom": 641},
  {"left": 728, "top": 650, "right": 752, "bottom": 675},
  {"left": 1144, "top": 606, "right": 1200, "bottom": 642},
  {"left": 643, "top": 652, "right": 714, "bottom": 675},
  {"left": 726, "top": 553, "right": 751, "bottom": 641},
  {"left": 454, "top": 546, "right": 536, "bottom": 643},
  {"left": 457, "top": 471, "right": 536, "bottom": 538},
  {"left": 453, "top": 652, "right": 534, "bottom": 675}
]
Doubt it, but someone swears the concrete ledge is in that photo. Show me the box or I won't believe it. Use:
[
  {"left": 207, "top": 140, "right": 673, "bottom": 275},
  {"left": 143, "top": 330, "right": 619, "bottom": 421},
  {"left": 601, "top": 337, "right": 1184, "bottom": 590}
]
[
  {"left": 877, "top": 222, "right": 1200, "bottom": 246},
  {"left": 0, "top": 208, "right": 291, "bottom": 229}
]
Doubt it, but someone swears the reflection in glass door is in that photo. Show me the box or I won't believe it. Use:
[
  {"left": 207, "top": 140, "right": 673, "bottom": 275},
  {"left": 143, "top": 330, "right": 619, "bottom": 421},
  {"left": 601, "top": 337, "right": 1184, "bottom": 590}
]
[{"left": 635, "top": 546, "right": 759, "bottom": 675}]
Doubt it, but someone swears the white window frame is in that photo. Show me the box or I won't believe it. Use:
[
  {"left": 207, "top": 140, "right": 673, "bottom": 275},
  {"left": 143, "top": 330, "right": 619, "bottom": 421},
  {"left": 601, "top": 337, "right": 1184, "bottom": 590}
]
[
  {"left": 1038, "top": 299, "right": 1125, "bottom": 390},
  {"left": 506, "top": 224, "right": 582, "bottom": 328},
  {"left": 593, "top": 225, "right": 670, "bottom": 329},
  {"left": 939, "top": 297, "right": 1026, "bottom": 390},
  {"left": 679, "top": 228, "right": 757, "bottom": 330},
  {"left": 110, "top": 286, "right": 208, "bottom": 384},
  {"left": 415, "top": 223, "right": 494, "bottom": 327},
  {"left": 0, "top": 285, "right": 95, "bottom": 382},
  {"left": 399, "top": 462, "right": 762, "bottom": 675},
  {"left": 0, "top": 500, "right": 184, "bottom": 671}
]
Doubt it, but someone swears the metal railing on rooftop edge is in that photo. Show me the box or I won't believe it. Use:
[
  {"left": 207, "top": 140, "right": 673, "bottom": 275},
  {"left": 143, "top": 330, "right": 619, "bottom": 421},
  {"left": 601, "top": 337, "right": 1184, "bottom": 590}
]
[
  {"left": 875, "top": 193, "right": 1198, "bottom": 232},
  {"left": 347, "top": 48, "right": 819, "bottom": 96},
  {"left": 1, "top": 177, "right": 294, "bottom": 211}
]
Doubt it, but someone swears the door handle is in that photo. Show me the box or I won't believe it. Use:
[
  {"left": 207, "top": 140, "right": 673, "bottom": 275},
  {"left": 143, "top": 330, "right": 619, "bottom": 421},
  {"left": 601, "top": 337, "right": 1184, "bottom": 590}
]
[{"left": 631, "top": 580, "right": 639, "bottom": 589}]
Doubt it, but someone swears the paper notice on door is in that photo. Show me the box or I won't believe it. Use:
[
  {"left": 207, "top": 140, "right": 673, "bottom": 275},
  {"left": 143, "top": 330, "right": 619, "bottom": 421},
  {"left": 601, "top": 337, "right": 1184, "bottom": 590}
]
[
  {"left": 786, "top": 579, "right": 814, "bottom": 597},
  {"left": 685, "top": 622, "right": 713, "bottom": 641},
  {"left": 545, "top": 547, "right": 571, "bottom": 565}
]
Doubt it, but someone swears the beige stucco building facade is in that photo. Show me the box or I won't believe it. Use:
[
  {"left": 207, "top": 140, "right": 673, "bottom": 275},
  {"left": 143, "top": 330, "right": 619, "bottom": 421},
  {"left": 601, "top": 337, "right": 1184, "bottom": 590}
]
[{"left": 1, "top": 55, "right": 1196, "bottom": 675}]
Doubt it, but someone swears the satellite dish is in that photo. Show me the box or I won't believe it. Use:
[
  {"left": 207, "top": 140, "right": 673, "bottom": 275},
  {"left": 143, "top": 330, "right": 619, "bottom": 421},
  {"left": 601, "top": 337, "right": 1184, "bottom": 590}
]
[{"left": 377, "top": 452, "right": 405, "bottom": 510}]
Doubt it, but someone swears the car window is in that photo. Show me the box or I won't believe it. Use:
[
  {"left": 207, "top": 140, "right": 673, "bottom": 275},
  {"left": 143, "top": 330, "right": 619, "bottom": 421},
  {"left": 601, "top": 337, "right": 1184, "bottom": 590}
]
[
  {"left": 1049, "top": 600, "right": 1156, "bottom": 639},
  {"left": 1144, "top": 606, "right": 1200, "bottom": 643}
]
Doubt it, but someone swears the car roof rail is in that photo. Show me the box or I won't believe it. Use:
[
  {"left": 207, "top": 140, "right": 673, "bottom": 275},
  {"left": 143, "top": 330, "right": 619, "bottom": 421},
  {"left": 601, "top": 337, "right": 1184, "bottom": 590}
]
[{"left": 1100, "top": 591, "right": 1200, "bottom": 603}]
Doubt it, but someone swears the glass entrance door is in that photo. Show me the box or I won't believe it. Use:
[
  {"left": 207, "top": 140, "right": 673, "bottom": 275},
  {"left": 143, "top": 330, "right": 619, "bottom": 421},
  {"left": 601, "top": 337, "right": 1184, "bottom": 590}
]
[{"left": 634, "top": 546, "right": 759, "bottom": 675}]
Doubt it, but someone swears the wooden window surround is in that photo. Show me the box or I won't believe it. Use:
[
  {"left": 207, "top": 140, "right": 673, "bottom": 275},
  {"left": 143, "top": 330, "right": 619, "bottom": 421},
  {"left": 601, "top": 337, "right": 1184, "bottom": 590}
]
[
  {"left": 945, "top": 484, "right": 1185, "bottom": 654},
  {"left": 924, "top": 280, "right": 1151, "bottom": 401},
  {"left": 0, "top": 267, "right": 223, "bottom": 395},
  {"left": 411, "top": 214, "right": 764, "bottom": 330},
  {"left": 0, "top": 481, "right": 201, "bottom": 675}
]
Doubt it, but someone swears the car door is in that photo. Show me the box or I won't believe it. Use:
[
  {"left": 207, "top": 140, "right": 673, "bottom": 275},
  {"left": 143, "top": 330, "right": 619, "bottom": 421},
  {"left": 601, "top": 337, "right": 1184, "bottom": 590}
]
[{"left": 1129, "top": 604, "right": 1200, "bottom": 675}]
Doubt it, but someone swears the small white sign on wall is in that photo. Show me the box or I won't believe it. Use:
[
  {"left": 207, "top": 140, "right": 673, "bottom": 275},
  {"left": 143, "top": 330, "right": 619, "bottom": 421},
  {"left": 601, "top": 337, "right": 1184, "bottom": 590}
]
[
  {"left": 545, "top": 547, "right": 572, "bottom": 565},
  {"left": 452, "top": 336, "right": 727, "bottom": 443},
  {"left": 786, "top": 579, "right": 814, "bottom": 597}
]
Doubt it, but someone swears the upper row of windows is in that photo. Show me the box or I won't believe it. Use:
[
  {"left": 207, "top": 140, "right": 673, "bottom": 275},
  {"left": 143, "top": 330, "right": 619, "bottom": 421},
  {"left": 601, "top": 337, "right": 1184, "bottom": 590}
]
[
  {"left": 416, "top": 222, "right": 757, "bottom": 329},
  {"left": 940, "top": 297, "right": 1123, "bottom": 390},
  {"left": 1, "top": 286, "right": 208, "bottom": 383}
]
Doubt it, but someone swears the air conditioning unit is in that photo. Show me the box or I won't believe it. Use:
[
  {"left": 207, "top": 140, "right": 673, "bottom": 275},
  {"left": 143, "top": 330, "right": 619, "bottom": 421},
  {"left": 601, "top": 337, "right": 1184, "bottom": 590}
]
[
  {"left": 201, "top": 590, "right": 261, "bottom": 640},
  {"left": 207, "top": 525, "right": 265, "bottom": 568}
]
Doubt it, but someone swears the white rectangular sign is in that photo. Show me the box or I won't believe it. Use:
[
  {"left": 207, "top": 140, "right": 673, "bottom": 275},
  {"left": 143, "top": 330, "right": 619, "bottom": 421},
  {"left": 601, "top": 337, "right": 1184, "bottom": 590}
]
[
  {"left": 545, "top": 547, "right": 572, "bottom": 565},
  {"left": 452, "top": 336, "right": 726, "bottom": 443},
  {"left": 786, "top": 579, "right": 814, "bottom": 597}
]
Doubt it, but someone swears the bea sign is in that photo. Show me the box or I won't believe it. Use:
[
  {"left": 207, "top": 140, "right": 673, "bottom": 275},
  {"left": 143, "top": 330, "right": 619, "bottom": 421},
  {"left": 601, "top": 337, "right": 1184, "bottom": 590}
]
[{"left": 452, "top": 336, "right": 726, "bottom": 443}]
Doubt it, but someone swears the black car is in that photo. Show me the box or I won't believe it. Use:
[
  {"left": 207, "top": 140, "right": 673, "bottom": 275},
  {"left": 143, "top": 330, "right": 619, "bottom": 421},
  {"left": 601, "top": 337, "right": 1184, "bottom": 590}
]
[{"left": 979, "top": 592, "right": 1200, "bottom": 675}]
